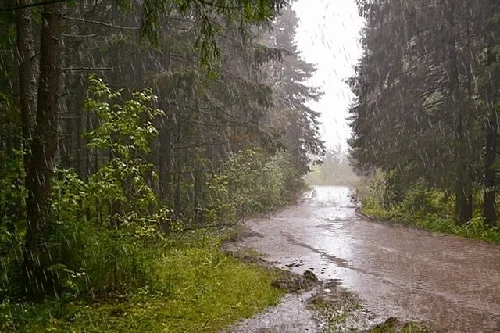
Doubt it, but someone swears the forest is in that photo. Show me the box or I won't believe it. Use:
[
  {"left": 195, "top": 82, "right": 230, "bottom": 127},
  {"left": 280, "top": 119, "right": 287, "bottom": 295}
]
[
  {"left": 0, "top": 0, "right": 325, "bottom": 330},
  {"left": 3, "top": 0, "right": 499, "bottom": 330},
  {"left": 350, "top": 0, "right": 500, "bottom": 240}
]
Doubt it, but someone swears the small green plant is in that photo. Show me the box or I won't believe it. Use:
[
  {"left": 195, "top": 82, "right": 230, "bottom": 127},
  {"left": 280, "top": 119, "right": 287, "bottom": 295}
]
[{"left": 357, "top": 171, "right": 500, "bottom": 243}]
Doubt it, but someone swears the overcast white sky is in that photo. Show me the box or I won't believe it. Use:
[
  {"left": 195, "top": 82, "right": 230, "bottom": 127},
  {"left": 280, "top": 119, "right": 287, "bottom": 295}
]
[{"left": 292, "top": 0, "right": 364, "bottom": 150}]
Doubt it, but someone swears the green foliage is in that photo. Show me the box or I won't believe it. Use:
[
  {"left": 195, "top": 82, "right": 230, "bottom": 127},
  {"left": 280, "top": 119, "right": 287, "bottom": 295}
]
[
  {"left": 139, "top": 0, "right": 286, "bottom": 72},
  {"left": 355, "top": 170, "right": 390, "bottom": 214},
  {"left": 41, "top": 77, "right": 168, "bottom": 296},
  {"left": 0, "top": 232, "right": 284, "bottom": 332},
  {"left": 205, "top": 149, "right": 300, "bottom": 223},
  {"left": 85, "top": 75, "right": 163, "bottom": 157},
  {"left": 350, "top": 0, "right": 500, "bottom": 224},
  {"left": 306, "top": 146, "right": 358, "bottom": 186},
  {"left": 84, "top": 76, "right": 163, "bottom": 222},
  {"left": 0, "top": 75, "right": 299, "bottom": 323},
  {"left": 2, "top": 0, "right": 321, "bottom": 327},
  {"left": 357, "top": 172, "right": 500, "bottom": 243}
]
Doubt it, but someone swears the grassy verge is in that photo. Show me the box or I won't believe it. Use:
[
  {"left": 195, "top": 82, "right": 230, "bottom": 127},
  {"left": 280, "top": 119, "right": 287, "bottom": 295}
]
[
  {"left": 361, "top": 205, "right": 500, "bottom": 243},
  {"left": 0, "top": 231, "right": 285, "bottom": 332}
]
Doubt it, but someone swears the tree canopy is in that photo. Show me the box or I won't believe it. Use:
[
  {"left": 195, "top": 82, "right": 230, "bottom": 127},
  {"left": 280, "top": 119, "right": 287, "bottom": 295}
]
[
  {"left": 350, "top": 0, "right": 499, "bottom": 225},
  {"left": 0, "top": 0, "right": 324, "bottom": 301}
]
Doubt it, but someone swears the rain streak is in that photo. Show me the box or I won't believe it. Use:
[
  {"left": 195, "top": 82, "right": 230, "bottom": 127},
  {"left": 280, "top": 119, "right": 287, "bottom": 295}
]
[{"left": 0, "top": 0, "right": 498, "bottom": 332}]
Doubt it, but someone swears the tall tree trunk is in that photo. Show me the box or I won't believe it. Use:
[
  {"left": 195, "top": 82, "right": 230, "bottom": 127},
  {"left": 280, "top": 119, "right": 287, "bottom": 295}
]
[
  {"left": 447, "top": 2, "right": 472, "bottom": 224},
  {"left": 75, "top": 88, "right": 84, "bottom": 178},
  {"left": 454, "top": 115, "right": 473, "bottom": 224},
  {"left": 16, "top": 0, "right": 37, "bottom": 164},
  {"left": 174, "top": 150, "right": 181, "bottom": 218},
  {"left": 483, "top": 0, "right": 499, "bottom": 227},
  {"left": 194, "top": 169, "right": 203, "bottom": 224},
  {"left": 484, "top": 115, "right": 497, "bottom": 225},
  {"left": 23, "top": 2, "right": 64, "bottom": 298}
]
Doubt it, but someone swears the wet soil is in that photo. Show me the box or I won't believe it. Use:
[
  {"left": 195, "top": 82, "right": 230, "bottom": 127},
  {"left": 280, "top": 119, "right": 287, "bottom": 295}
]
[{"left": 229, "top": 186, "right": 500, "bottom": 332}]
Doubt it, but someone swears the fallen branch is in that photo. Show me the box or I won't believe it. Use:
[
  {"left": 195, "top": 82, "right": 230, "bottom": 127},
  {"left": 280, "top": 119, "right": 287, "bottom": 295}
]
[
  {"left": 63, "top": 16, "right": 140, "bottom": 30},
  {"left": 62, "top": 67, "right": 113, "bottom": 71}
]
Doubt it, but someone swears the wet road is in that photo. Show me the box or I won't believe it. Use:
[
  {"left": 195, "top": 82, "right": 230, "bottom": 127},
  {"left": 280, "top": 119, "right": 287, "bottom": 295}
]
[{"left": 240, "top": 186, "right": 500, "bottom": 332}]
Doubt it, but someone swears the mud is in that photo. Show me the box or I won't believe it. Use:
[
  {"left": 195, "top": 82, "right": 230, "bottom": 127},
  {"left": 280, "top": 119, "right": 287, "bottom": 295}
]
[
  {"left": 231, "top": 186, "right": 500, "bottom": 332},
  {"left": 228, "top": 289, "right": 321, "bottom": 332}
]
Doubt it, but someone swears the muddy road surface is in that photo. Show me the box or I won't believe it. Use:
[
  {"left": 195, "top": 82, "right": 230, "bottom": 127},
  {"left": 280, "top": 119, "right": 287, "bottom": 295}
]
[{"left": 237, "top": 186, "right": 500, "bottom": 332}]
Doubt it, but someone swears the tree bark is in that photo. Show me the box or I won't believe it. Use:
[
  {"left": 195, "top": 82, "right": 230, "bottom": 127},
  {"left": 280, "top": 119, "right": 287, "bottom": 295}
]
[
  {"left": 159, "top": 114, "right": 172, "bottom": 202},
  {"left": 483, "top": 0, "right": 498, "bottom": 227},
  {"left": 446, "top": 1, "right": 472, "bottom": 224},
  {"left": 16, "top": 0, "right": 37, "bottom": 164},
  {"left": 23, "top": 2, "right": 64, "bottom": 298},
  {"left": 484, "top": 115, "right": 497, "bottom": 226}
]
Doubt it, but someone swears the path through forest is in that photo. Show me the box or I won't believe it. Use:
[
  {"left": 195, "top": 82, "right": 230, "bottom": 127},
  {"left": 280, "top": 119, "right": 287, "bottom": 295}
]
[{"left": 230, "top": 186, "right": 500, "bottom": 332}]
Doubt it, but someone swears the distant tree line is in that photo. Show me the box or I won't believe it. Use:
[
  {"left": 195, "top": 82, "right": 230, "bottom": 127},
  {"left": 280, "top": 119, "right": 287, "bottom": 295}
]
[
  {"left": 307, "top": 144, "right": 359, "bottom": 186},
  {"left": 349, "top": 0, "right": 499, "bottom": 226}
]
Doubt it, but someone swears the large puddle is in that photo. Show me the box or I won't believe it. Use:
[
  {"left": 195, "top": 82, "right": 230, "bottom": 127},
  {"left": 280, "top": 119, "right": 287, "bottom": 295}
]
[{"left": 238, "top": 186, "right": 500, "bottom": 332}]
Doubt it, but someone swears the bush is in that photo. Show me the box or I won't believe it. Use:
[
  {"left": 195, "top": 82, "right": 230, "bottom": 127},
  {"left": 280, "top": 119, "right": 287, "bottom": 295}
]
[
  {"left": 204, "top": 149, "right": 300, "bottom": 223},
  {"left": 357, "top": 170, "right": 500, "bottom": 243},
  {"left": 33, "top": 77, "right": 168, "bottom": 297},
  {"left": 0, "top": 76, "right": 306, "bottom": 332}
]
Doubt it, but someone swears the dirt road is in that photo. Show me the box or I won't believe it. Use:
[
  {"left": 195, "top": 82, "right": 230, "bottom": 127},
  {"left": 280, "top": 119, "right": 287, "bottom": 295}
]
[{"left": 234, "top": 186, "right": 500, "bottom": 332}]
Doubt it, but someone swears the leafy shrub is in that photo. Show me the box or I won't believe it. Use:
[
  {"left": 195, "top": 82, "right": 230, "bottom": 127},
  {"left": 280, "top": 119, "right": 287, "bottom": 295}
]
[
  {"left": 204, "top": 149, "right": 300, "bottom": 223},
  {"left": 44, "top": 77, "right": 167, "bottom": 296},
  {"left": 358, "top": 170, "right": 500, "bottom": 243}
]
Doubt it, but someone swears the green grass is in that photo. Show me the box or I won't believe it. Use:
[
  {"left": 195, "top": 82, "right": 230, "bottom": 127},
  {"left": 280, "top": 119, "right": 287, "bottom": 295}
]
[
  {"left": 361, "top": 205, "right": 500, "bottom": 243},
  {"left": 0, "top": 232, "right": 284, "bottom": 332}
]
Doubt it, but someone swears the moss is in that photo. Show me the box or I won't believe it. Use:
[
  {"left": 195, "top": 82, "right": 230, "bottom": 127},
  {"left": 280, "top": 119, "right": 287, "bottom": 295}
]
[
  {"left": 371, "top": 317, "right": 430, "bottom": 333},
  {"left": 307, "top": 281, "right": 362, "bottom": 332}
]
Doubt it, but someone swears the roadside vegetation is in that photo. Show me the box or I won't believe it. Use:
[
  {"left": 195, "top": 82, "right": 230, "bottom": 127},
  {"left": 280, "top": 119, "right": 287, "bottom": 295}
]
[
  {"left": 356, "top": 171, "right": 500, "bottom": 243},
  {"left": 1, "top": 231, "right": 285, "bottom": 332},
  {"left": 349, "top": 1, "right": 500, "bottom": 234}
]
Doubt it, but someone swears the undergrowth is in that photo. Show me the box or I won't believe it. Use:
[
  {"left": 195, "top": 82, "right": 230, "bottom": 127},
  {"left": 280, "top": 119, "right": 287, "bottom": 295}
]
[
  {"left": 363, "top": 205, "right": 500, "bottom": 243},
  {"left": 0, "top": 77, "right": 303, "bottom": 331},
  {"left": 357, "top": 172, "right": 500, "bottom": 243},
  {"left": 0, "top": 231, "right": 284, "bottom": 332}
]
